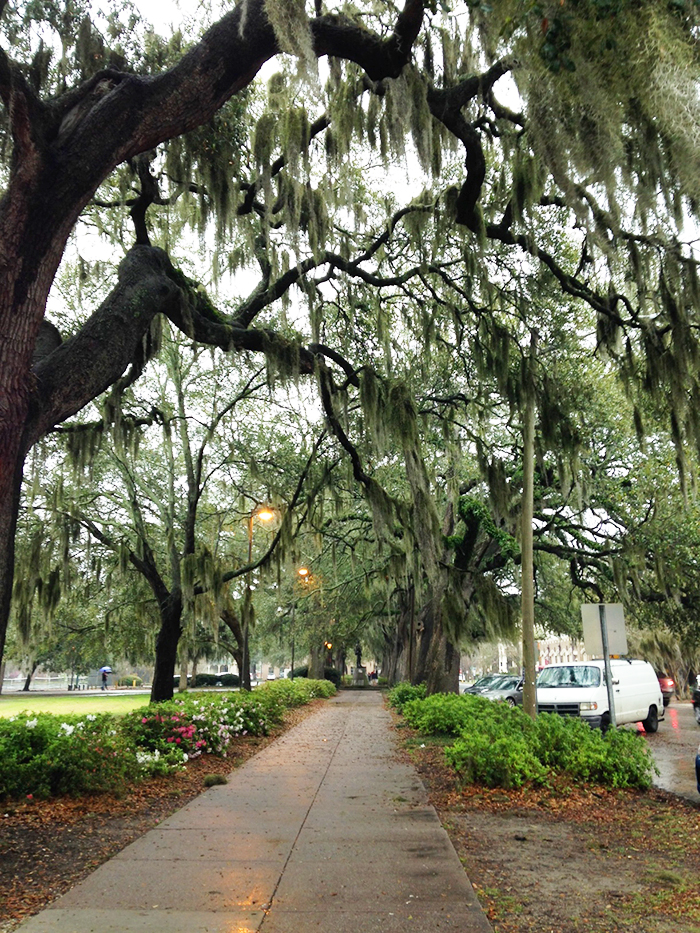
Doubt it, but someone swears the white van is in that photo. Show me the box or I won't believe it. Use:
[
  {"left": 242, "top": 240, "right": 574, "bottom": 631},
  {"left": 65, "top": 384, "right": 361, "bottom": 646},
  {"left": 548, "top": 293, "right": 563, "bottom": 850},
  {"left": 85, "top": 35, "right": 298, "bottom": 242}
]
[{"left": 536, "top": 659, "right": 664, "bottom": 732}]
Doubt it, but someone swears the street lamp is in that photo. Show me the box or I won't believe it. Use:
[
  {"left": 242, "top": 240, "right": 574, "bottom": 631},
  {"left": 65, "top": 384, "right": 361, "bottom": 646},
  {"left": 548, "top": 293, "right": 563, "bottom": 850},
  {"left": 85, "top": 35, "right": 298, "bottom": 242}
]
[
  {"left": 291, "top": 566, "right": 309, "bottom": 680},
  {"left": 243, "top": 505, "right": 276, "bottom": 691}
]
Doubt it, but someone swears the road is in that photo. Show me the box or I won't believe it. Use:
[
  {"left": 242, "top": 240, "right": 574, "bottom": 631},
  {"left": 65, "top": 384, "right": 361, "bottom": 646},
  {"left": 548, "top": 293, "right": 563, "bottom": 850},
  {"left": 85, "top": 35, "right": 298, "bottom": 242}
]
[{"left": 643, "top": 700, "right": 699, "bottom": 802}]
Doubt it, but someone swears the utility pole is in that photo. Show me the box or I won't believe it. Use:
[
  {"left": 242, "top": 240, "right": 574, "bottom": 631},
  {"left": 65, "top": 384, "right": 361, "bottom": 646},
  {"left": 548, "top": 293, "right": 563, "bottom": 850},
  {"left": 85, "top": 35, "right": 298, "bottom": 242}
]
[{"left": 521, "top": 329, "right": 539, "bottom": 719}]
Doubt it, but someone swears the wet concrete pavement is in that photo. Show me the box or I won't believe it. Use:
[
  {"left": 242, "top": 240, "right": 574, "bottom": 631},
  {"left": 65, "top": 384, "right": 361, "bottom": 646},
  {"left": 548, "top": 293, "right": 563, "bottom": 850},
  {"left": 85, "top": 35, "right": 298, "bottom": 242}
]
[
  {"left": 14, "top": 691, "right": 493, "bottom": 933},
  {"left": 645, "top": 700, "right": 700, "bottom": 803}
]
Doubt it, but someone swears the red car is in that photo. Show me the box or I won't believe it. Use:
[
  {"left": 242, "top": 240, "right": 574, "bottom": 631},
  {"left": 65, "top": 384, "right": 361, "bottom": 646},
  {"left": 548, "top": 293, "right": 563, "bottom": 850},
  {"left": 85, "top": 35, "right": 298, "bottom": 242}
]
[{"left": 656, "top": 671, "right": 675, "bottom": 707}]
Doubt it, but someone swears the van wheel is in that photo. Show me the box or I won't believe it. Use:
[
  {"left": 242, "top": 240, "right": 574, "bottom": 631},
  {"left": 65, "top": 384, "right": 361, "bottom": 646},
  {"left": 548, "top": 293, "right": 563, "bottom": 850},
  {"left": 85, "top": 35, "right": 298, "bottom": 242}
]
[
  {"left": 642, "top": 706, "right": 659, "bottom": 733},
  {"left": 600, "top": 713, "right": 611, "bottom": 733}
]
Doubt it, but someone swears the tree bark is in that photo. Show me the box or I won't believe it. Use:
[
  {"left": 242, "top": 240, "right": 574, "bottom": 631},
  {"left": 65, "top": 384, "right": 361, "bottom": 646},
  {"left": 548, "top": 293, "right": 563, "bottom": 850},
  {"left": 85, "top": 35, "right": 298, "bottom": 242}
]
[
  {"left": 380, "top": 588, "right": 411, "bottom": 685},
  {"left": 220, "top": 606, "right": 245, "bottom": 683},
  {"left": 179, "top": 652, "right": 189, "bottom": 692},
  {"left": 308, "top": 643, "right": 324, "bottom": 679},
  {"left": 151, "top": 594, "right": 183, "bottom": 702},
  {"left": 414, "top": 598, "right": 460, "bottom": 694}
]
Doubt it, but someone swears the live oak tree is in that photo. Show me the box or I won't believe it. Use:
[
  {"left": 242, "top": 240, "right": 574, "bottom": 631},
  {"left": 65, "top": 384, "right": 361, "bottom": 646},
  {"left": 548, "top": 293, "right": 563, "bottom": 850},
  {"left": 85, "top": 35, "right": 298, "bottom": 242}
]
[
  {"left": 24, "top": 328, "right": 331, "bottom": 700},
  {"left": 2, "top": 0, "right": 700, "bottom": 694}
]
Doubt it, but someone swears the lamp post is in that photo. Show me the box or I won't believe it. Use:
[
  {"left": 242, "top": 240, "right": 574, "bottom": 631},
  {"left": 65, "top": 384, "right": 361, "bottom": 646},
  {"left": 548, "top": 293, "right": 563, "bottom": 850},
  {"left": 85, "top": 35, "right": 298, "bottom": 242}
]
[
  {"left": 291, "top": 566, "right": 309, "bottom": 680},
  {"left": 243, "top": 506, "right": 275, "bottom": 691}
]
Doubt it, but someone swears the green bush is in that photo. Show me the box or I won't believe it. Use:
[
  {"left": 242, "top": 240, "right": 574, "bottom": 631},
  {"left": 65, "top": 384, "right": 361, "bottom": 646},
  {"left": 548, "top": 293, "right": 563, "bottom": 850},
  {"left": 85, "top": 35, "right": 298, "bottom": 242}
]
[
  {"left": 0, "top": 712, "right": 136, "bottom": 799},
  {"left": 402, "top": 692, "right": 489, "bottom": 736},
  {"left": 256, "top": 677, "right": 334, "bottom": 706},
  {"left": 303, "top": 678, "right": 337, "bottom": 699},
  {"left": 386, "top": 682, "right": 427, "bottom": 711},
  {"left": 191, "top": 673, "right": 217, "bottom": 687},
  {"left": 218, "top": 673, "right": 240, "bottom": 687},
  {"left": 442, "top": 703, "right": 655, "bottom": 790},
  {"left": 529, "top": 711, "right": 595, "bottom": 770},
  {"left": 322, "top": 667, "right": 341, "bottom": 688},
  {"left": 446, "top": 730, "right": 548, "bottom": 789},
  {"left": 287, "top": 666, "right": 341, "bottom": 688},
  {"left": 393, "top": 691, "right": 656, "bottom": 791},
  {"left": 567, "top": 724, "right": 655, "bottom": 789},
  {"left": 116, "top": 674, "right": 143, "bottom": 687},
  {"left": 192, "top": 673, "right": 240, "bottom": 688}
]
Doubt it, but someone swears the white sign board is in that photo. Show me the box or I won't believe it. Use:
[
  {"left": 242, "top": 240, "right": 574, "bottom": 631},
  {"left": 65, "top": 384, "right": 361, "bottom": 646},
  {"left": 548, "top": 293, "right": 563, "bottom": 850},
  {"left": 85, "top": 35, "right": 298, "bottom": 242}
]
[{"left": 581, "top": 603, "right": 627, "bottom": 658}]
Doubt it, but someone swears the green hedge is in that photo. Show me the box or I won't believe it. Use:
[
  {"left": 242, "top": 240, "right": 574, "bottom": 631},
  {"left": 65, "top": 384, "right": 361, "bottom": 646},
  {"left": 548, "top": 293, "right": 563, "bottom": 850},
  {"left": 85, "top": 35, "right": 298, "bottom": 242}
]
[
  {"left": 402, "top": 691, "right": 483, "bottom": 735},
  {"left": 0, "top": 712, "right": 135, "bottom": 798},
  {"left": 288, "top": 665, "right": 342, "bottom": 688},
  {"left": 386, "top": 682, "right": 427, "bottom": 711},
  {"left": 0, "top": 679, "right": 335, "bottom": 800},
  {"left": 393, "top": 690, "right": 656, "bottom": 790},
  {"left": 191, "top": 673, "right": 240, "bottom": 688}
]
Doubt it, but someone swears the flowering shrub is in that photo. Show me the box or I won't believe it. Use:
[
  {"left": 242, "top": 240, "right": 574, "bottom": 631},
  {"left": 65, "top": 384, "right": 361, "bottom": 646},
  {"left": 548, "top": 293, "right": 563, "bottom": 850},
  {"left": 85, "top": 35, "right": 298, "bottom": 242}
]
[
  {"left": 135, "top": 747, "right": 189, "bottom": 776},
  {"left": 0, "top": 678, "right": 335, "bottom": 799},
  {"left": 122, "top": 688, "right": 294, "bottom": 760},
  {"left": 121, "top": 702, "right": 207, "bottom": 757},
  {"left": 0, "top": 712, "right": 135, "bottom": 799},
  {"left": 186, "top": 694, "right": 267, "bottom": 755}
]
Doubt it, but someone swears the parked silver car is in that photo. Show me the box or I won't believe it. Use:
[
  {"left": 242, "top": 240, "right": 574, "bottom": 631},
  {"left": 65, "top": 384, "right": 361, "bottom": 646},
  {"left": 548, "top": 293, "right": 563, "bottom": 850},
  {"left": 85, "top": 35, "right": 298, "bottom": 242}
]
[
  {"left": 480, "top": 675, "right": 524, "bottom": 707},
  {"left": 463, "top": 673, "right": 506, "bottom": 695}
]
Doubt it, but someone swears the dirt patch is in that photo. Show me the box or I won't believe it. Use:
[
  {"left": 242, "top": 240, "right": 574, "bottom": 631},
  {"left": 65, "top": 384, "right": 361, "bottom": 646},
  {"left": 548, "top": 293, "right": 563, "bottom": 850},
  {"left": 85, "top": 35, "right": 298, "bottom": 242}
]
[
  {"left": 404, "top": 738, "right": 700, "bottom": 933},
  {"left": 0, "top": 700, "right": 324, "bottom": 930}
]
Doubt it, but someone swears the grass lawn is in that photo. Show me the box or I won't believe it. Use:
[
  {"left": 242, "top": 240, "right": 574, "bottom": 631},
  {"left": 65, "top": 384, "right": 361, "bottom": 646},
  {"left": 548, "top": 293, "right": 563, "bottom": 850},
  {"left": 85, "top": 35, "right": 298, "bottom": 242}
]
[{"left": 0, "top": 693, "right": 151, "bottom": 718}]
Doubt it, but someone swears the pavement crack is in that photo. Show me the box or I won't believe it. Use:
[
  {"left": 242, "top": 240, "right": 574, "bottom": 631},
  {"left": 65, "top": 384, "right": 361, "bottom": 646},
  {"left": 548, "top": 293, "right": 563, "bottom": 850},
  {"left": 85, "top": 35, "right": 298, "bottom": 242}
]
[{"left": 257, "top": 702, "right": 353, "bottom": 929}]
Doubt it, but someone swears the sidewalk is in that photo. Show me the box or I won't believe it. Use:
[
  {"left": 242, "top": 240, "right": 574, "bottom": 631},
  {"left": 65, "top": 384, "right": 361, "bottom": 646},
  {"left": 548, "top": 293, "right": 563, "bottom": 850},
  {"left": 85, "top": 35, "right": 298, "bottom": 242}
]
[{"left": 15, "top": 690, "right": 493, "bottom": 933}]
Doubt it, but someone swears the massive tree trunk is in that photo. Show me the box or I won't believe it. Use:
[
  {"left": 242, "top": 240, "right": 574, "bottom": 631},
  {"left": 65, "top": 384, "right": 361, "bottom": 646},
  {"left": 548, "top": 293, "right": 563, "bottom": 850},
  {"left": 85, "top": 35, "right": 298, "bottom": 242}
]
[
  {"left": 0, "top": 0, "right": 423, "bottom": 679},
  {"left": 308, "top": 644, "right": 325, "bottom": 679},
  {"left": 414, "top": 598, "right": 460, "bottom": 694}
]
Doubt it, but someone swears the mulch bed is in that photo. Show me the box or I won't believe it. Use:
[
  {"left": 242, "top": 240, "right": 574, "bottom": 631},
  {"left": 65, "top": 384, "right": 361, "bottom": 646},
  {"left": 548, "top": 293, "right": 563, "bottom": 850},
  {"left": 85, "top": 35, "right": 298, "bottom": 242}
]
[{"left": 399, "top": 733, "right": 700, "bottom": 933}]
